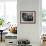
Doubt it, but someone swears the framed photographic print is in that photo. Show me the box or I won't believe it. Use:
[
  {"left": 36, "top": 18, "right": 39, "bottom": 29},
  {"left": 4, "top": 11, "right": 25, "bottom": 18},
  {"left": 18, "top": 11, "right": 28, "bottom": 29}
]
[{"left": 20, "top": 11, "right": 36, "bottom": 24}]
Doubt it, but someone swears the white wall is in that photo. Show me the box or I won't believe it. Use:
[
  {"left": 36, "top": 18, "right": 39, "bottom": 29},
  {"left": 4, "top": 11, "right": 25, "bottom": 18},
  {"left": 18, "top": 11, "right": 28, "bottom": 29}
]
[{"left": 17, "top": 0, "right": 42, "bottom": 46}]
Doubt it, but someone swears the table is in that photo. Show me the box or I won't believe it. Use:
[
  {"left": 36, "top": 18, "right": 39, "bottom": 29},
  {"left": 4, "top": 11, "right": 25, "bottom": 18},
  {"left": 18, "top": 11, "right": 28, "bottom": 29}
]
[{"left": 0, "top": 30, "right": 3, "bottom": 42}]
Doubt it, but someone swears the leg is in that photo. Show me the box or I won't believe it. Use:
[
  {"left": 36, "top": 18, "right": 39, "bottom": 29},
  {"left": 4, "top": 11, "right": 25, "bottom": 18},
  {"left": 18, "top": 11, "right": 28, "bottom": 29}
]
[{"left": 1, "top": 32, "right": 2, "bottom": 42}]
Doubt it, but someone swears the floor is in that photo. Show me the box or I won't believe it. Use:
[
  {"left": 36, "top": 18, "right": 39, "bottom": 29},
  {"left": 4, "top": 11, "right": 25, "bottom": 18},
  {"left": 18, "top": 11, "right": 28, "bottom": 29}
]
[{"left": 0, "top": 41, "right": 5, "bottom": 46}]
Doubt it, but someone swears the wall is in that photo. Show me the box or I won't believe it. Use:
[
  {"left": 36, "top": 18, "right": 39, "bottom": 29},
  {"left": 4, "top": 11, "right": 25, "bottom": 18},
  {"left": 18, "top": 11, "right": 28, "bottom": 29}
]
[{"left": 17, "top": 0, "right": 42, "bottom": 46}]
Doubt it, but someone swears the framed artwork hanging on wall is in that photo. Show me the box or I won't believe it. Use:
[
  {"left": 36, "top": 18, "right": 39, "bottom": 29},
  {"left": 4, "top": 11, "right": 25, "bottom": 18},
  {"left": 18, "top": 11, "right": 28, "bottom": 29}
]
[{"left": 20, "top": 11, "right": 36, "bottom": 24}]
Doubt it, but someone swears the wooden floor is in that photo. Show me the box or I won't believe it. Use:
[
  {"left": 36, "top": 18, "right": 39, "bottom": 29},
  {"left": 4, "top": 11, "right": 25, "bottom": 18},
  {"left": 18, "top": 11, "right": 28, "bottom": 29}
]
[
  {"left": 0, "top": 41, "right": 46, "bottom": 46},
  {"left": 0, "top": 41, "right": 5, "bottom": 46}
]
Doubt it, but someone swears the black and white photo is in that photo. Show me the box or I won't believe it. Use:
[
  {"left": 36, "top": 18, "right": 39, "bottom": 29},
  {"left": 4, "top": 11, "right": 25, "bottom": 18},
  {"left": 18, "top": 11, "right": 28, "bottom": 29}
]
[{"left": 20, "top": 11, "right": 36, "bottom": 24}]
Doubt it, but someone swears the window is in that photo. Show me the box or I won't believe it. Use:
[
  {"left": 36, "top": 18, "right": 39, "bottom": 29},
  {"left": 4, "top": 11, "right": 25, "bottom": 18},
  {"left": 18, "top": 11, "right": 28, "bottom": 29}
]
[
  {"left": 0, "top": 0, "right": 17, "bottom": 26},
  {"left": 0, "top": 1, "right": 4, "bottom": 17},
  {"left": 42, "top": 0, "right": 46, "bottom": 33},
  {"left": 42, "top": 0, "right": 46, "bottom": 26}
]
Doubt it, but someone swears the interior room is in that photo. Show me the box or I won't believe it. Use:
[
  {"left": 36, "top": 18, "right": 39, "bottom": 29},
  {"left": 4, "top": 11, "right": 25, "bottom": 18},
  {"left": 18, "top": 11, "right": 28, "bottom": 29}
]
[{"left": 0, "top": 0, "right": 46, "bottom": 46}]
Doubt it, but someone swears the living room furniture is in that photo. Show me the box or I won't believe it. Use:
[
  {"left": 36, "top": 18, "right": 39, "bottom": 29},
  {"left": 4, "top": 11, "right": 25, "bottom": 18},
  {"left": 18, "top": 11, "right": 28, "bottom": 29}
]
[{"left": 5, "top": 32, "right": 17, "bottom": 46}]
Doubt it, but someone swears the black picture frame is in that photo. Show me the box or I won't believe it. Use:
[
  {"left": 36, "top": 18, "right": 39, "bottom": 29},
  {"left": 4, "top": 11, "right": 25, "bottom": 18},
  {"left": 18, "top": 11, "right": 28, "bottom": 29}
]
[{"left": 20, "top": 11, "right": 36, "bottom": 24}]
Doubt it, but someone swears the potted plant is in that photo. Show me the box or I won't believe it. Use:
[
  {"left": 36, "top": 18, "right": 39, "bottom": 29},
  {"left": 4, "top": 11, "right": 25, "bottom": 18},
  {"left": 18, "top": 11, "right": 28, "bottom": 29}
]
[{"left": 0, "top": 18, "right": 5, "bottom": 27}]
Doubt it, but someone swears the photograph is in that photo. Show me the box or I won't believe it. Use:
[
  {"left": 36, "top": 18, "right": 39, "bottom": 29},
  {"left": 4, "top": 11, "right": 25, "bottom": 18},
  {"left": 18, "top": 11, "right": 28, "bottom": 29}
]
[{"left": 20, "top": 11, "right": 36, "bottom": 24}]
